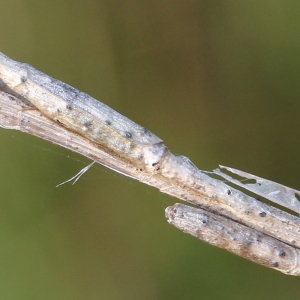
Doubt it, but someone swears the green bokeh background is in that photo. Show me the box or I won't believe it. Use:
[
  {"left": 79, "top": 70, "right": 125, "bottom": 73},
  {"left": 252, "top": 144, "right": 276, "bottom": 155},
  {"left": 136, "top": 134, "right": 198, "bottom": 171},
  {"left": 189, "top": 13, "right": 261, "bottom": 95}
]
[{"left": 0, "top": 1, "right": 299, "bottom": 299}]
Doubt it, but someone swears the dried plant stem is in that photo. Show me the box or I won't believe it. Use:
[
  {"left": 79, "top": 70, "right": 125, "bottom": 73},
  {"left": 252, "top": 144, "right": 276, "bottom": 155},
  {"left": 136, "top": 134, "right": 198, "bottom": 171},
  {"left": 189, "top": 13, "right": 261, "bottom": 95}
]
[{"left": 1, "top": 52, "right": 300, "bottom": 275}]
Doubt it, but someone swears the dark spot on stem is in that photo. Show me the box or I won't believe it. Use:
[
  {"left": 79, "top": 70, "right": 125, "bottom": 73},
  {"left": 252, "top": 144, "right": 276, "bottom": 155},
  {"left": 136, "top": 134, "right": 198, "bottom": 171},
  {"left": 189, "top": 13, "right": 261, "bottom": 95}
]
[
  {"left": 84, "top": 120, "right": 92, "bottom": 127},
  {"left": 21, "top": 76, "right": 27, "bottom": 82},
  {"left": 125, "top": 132, "right": 132, "bottom": 138},
  {"left": 202, "top": 215, "right": 209, "bottom": 224},
  {"left": 272, "top": 261, "right": 279, "bottom": 267},
  {"left": 278, "top": 250, "right": 286, "bottom": 257}
]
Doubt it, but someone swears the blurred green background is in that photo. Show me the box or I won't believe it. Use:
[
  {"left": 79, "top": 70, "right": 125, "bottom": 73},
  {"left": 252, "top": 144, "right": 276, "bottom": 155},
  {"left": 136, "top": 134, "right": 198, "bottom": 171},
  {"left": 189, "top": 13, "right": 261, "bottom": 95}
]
[{"left": 0, "top": 1, "right": 299, "bottom": 299}]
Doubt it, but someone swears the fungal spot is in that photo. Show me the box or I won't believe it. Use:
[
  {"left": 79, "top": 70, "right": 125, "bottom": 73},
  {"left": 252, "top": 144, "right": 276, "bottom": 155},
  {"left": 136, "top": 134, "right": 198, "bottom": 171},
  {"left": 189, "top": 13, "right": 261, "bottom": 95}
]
[
  {"left": 62, "top": 83, "right": 79, "bottom": 98},
  {"left": 125, "top": 132, "right": 132, "bottom": 139},
  {"left": 21, "top": 76, "right": 27, "bottom": 82},
  {"left": 272, "top": 261, "right": 279, "bottom": 267},
  {"left": 105, "top": 120, "right": 111, "bottom": 125},
  {"left": 259, "top": 211, "right": 266, "bottom": 217},
  {"left": 84, "top": 120, "right": 92, "bottom": 127},
  {"left": 66, "top": 103, "right": 72, "bottom": 110},
  {"left": 57, "top": 108, "right": 62, "bottom": 113},
  {"left": 202, "top": 215, "right": 209, "bottom": 224},
  {"left": 278, "top": 250, "right": 286, "bottom": 257}
]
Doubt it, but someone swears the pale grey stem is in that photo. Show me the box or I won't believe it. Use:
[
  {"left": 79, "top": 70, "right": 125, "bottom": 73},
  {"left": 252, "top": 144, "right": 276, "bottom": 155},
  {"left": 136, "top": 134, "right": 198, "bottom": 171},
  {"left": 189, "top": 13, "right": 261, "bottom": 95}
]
[
  {"left": 166, "top": 204, "right": 300, "bottom": 276},
  {"left": 1, "top": 52, "right": 300, "bottom": 275}
]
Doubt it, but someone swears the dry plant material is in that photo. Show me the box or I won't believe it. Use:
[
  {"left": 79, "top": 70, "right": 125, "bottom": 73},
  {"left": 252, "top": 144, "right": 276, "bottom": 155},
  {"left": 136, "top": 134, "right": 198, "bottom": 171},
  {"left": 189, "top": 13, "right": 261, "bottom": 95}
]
[{"left": 1, "top": 52, "right": 299, "bottom": 275}]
